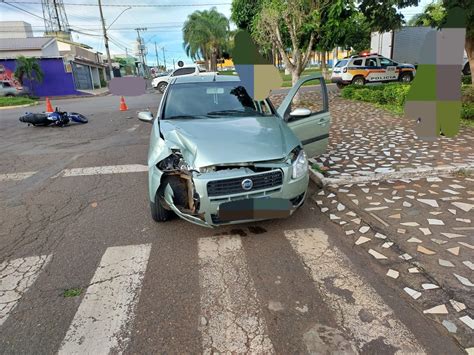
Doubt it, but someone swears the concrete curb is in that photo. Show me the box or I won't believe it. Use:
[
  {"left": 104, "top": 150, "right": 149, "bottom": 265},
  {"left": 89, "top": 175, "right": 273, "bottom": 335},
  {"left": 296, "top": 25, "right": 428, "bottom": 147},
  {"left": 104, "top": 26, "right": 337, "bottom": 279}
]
[
  {"left": 0, "top": 102, "right": 39, "bottom": 110},
  {"left": 309, "top": 160, "right": 474, "bottom": 187}
]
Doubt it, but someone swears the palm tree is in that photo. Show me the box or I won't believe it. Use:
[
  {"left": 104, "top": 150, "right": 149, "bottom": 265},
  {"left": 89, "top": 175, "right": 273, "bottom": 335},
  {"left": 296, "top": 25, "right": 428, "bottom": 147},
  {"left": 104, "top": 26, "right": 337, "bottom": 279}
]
[
  {"left": 14, "top": 56, "right": 44, "bottom": 96},
  {"left": 182, "top": 8, "right": 229, "bottom": 71}
]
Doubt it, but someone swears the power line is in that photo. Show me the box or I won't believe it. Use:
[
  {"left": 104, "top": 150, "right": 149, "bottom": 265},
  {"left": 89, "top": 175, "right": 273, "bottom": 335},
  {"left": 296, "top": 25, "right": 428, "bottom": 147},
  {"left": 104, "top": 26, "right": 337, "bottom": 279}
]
[
  {"left": 1, "top": 1, "right": 53, "bottom": 23},
  {"left": 6, "top": 1, "right": 231, "bottom": 7}
]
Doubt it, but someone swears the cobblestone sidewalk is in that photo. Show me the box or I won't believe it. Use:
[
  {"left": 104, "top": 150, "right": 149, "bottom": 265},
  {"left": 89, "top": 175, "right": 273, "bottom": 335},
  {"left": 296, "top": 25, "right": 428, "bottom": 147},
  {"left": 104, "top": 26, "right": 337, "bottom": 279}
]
[
  {"left": 314, "top": 174, "right": 474, "bottom": 350},
  {"left": 315, "top": 99, "right": 474, "bottom": 179}
]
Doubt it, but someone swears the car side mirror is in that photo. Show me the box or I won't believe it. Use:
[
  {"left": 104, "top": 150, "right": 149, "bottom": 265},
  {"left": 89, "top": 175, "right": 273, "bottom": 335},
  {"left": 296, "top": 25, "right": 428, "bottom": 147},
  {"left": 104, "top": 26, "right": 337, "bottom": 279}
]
[
  {"left": 289, "top": 108, "right": 311, "bottom": 119},
  {"left": 138, "top": 111, "right": 154, "bottom": 123}
]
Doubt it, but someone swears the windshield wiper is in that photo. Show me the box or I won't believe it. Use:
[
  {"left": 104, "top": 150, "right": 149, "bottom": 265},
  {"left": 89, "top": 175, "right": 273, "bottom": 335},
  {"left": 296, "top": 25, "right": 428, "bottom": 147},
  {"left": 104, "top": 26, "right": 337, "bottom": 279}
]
[{"left": 206, "top": 109, "right": 254, "bottom": 116}]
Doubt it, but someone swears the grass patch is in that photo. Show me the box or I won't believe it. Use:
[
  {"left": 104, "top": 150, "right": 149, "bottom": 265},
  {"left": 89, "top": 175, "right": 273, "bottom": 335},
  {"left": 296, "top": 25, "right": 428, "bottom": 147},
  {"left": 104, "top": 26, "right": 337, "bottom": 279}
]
[
  {"left": 63, "top": 288, "right": 82, "bottom": 298},
  {"left": 311, "top": 163, "right": 329, "bottom": 176},
  {"left": 0, "top": 96, "right": 37, "bottom": 107}
]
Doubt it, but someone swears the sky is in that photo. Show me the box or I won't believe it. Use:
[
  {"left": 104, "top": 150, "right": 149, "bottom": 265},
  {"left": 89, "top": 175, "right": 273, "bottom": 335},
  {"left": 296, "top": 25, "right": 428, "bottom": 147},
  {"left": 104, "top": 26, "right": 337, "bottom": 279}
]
[{"left": 1, "top": 0, "right": 432, "bottom": 69}]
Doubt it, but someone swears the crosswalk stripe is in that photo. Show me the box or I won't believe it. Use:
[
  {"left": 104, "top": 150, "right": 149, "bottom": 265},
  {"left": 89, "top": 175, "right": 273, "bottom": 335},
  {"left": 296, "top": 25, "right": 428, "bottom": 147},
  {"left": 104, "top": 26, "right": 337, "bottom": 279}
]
[
  {"left": 58, "top": 244, "right": 151, "bottom": 354},
  {"left": 60, "top": 164, "right": 148, "bottom": 177},
  {"left": 284, "top": 228, "right": 425, "bottom": 353},
  {"left": 0, "top": 255, "right": 51, "bottom": 326},
  {"left": 198, "top": 236, "right": 274, "bottom": 354},
  {"left": 0, "top": 172, "right": 36, "bottom": 182}
]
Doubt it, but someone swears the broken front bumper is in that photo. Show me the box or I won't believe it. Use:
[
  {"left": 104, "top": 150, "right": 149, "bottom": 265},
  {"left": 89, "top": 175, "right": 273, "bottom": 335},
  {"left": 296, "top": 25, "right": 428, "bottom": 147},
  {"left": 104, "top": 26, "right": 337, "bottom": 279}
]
[{"left": 153, "top": 164, "right": 308, "bottom": 228}]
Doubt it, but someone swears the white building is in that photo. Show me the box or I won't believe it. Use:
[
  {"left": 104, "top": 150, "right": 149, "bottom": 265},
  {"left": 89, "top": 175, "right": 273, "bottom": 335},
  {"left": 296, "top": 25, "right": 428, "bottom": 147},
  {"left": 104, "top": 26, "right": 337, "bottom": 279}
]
[{"left": 0, "top": 21, "right": 34, "bottom": 39}]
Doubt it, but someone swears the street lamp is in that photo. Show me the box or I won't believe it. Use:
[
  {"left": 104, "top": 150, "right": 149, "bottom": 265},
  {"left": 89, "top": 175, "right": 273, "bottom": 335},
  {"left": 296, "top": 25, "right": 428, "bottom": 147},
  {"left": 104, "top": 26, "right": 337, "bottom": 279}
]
[{"left": 107, "top": 6, "right": 132, "bottom": 30}]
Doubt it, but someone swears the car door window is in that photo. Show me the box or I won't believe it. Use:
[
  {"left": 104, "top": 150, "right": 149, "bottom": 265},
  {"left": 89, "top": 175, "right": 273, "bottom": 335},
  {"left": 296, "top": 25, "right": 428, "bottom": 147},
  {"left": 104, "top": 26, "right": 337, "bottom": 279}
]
[
  {"left": 284, "top": 78, "right": 327, "bottom": 122},
  {"left": 365, "top": 58, "right": 378, "bottom": 67},
  {"left": 276, "top": 76, "right": 331, "bottom": 157},
  {"left": 172, "top": 68, "right": 195, "bottom": 76},
  {"left": 379, "top": 58, "right": 395, "bottom": 67},
  {"left": 352, "top": 59, "right": 363, "bottom": 66}
]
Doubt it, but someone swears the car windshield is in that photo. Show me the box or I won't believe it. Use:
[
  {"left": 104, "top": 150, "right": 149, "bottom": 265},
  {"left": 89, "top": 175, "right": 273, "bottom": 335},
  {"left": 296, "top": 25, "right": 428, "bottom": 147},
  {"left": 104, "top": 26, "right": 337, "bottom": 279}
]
[
  {"left": 163, "top": 82, "right": 271, "bottom": 119},
  {"left": 335, "top": 60, "right": 348, "bottom": 67}
]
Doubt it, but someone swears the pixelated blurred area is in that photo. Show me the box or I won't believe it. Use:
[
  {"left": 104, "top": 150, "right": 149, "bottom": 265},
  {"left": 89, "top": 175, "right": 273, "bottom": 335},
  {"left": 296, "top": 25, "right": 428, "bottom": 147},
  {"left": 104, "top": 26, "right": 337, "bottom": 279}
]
[
  {"left": 108, "top": 77, "right": 146, "bottom": 96},
  {"left": 233, "top": 30, "right": 282, "bottom": 101},
  {"left": 406, "top": 6, "right": 466, "bottom": 140}
]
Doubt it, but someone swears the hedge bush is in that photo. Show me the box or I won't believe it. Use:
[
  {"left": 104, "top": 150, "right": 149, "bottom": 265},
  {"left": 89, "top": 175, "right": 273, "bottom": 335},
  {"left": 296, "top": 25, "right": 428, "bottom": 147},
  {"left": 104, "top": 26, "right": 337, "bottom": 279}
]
[{"left": 341, "top": 83, "right": 410, "bottom": 107}]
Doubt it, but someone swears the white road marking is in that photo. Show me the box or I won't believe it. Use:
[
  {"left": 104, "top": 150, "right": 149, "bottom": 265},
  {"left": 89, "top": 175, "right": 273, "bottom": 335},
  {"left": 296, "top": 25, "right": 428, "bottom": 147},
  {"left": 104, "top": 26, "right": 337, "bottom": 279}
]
[
  {"left": 60, "top": 164, "right": 148, "bottom": 177},
  {"left": 198, "top": 236, "right": 274, "bottom": 354},
  {"left": 285, "top": 228, "right": 425, "bottom": 354},
  {"left": 58, "top": 244, "right": 151, "bottom": 354},
  {"left": 0, "top": 255, "right": 51, "bottom": 326},
  {"left": 0, "top": 172, "right": 36, "bottom": 182},
  {"left": 126, "top": 124, "right": 139, "bottom": 132}
]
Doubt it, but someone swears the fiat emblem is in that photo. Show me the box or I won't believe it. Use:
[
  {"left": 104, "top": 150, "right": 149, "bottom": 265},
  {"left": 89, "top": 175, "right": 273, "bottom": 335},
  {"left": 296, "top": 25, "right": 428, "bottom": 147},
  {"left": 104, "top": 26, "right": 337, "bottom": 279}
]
[{"left": 241, "top": 178, "right": 253, "bottom": 191}]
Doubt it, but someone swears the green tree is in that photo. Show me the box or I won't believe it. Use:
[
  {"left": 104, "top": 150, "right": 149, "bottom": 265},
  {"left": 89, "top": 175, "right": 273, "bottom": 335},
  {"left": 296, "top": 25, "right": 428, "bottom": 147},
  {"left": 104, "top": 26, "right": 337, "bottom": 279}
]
[
  {"left": 14, "top": 56, "right": 44, "bottom": 95},
  {"left": 182, "top": 8, "right": 230, "bottom": 71},
  {"left": 359, "top": 0, "right": 419, "bottom": 32},
  {"left": 252, "top": 0, "right": 321, "bottom": 85},
  {"left": 408, "top": 1, "right": 446, "bottom": 26},
  {"left": 231, "top": 0, "right": 263, "bottom": 31}
]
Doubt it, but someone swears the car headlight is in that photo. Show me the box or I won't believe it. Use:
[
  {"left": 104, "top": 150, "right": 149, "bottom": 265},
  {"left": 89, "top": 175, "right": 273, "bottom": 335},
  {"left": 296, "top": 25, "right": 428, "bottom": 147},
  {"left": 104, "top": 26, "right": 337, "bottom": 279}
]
[{"left": 292, "top": 149, "right": 308, "bottom": 179}]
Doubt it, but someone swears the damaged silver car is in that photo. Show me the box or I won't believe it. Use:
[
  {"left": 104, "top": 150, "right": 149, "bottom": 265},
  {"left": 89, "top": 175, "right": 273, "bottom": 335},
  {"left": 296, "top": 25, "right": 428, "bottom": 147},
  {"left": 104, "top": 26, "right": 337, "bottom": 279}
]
[{"left": 138, "top": 75, "right": 331, "bottom": 227}]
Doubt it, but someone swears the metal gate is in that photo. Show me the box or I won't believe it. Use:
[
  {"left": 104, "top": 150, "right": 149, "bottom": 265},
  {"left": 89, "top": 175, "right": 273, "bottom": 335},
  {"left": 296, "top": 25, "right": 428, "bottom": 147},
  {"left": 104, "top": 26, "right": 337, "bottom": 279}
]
[{"left": 72, "top": 62, "right": 92, "bottom": 90}]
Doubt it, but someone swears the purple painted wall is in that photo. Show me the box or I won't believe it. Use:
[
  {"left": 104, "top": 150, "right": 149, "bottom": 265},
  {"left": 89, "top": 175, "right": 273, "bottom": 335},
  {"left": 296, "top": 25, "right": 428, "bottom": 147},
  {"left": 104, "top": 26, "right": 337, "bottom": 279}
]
[{"left": 0, "top": 58, "right": 84, "bottom": 97}]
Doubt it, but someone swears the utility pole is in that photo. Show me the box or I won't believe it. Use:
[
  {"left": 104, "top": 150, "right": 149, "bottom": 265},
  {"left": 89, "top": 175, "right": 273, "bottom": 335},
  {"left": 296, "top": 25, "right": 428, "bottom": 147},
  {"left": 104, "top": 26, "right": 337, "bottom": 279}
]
[
  {"left": 135, "top": 27, "right": 147, "bottom": 76},
  {"left": 154, "top": 42, "right": 160, "bottom": 70},
  {"left": 173, "top": 58, "right": 175, "bottom": 70},
  {"left": 98, "top": 0, "right": 114, "bottom": 79},
  {"left": 162, "top": 47, "right": 166, "bottom": 71}
]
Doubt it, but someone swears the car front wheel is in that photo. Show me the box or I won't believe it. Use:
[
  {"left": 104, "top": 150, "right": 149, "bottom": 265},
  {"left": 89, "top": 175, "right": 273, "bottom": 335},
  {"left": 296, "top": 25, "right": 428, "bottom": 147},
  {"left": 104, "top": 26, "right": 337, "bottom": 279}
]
[
  {"left": 399, "top": 72, "right": 412, "bottom": 83},
  {"left": 150, "top": 197, "right": 172, "bottom": 222},
  {"left": 351, "top": 76, "right": 365, "bottom": 86},
  {"left": 157, "top": 82, "right": 168, "bottom": 93}
]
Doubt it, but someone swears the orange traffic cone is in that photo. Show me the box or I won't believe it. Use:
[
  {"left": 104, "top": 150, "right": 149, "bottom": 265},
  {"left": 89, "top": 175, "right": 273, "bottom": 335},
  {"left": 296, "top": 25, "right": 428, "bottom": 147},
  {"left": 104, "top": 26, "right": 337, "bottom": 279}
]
[
  {"left": 119, "top": 96, "right": 128, "bottom": 111},
  {"left": 45, "top": 97, "right": 53, "bottom": 112}
]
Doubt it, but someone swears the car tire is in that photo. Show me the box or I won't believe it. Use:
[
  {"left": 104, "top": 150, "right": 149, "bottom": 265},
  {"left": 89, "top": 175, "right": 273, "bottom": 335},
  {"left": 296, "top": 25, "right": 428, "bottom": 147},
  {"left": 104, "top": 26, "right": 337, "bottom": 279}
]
[
  {"left": 463, "top": 62, "right": 471, "bottom": 76},
  {"left": 150, "top": 197, "right": 172, "bottom": 222},
  {"left": 351, "top": 76, "right": 365, "bottom": 86},
  {"left": 336, "top": 82, "right": 346, "bottom": 89},
  {"left": 5, "top": 93, "right": 15, "bottom": 97},
  {"left": 399, "top": 72, "right": 412, "bottom": 83},
  {"left": 157, "top": 82, "right": 168, "bottom": 93}
]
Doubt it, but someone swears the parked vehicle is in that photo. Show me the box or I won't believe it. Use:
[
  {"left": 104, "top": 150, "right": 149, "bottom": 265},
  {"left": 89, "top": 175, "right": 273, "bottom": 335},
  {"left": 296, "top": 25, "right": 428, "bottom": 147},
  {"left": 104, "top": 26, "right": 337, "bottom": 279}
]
[
  {"left": 19, "top": 109, "right": 88, "bottom": 127},
  {"left": 331, "top": 53, "right": 416, "bottom": 88},
  {"left": 138, "top": 74, "right": 331, "bottom": 227},
  {"left": 463, "top": 58, "right": 471, "bottom": 76},
  {"left": 0, "top": 81, "right": 29, "bottom": 97},
  {"left": 151, "top": 66, "right": 217, "bottom": 93}
]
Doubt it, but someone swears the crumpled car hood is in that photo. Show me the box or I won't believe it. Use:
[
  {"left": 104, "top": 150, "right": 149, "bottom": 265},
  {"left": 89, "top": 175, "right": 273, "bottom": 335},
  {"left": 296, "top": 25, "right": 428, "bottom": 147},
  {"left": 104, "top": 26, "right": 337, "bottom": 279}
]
[{"left": 159, "top": 116, "right": 299, "bottom": 168}]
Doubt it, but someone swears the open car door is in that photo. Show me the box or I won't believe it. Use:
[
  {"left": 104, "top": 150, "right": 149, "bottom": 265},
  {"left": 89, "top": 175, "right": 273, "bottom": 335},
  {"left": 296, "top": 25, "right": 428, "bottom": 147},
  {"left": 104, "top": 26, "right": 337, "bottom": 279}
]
[{"left": 276, "top": 74, "right": 331, "bottom": 158}]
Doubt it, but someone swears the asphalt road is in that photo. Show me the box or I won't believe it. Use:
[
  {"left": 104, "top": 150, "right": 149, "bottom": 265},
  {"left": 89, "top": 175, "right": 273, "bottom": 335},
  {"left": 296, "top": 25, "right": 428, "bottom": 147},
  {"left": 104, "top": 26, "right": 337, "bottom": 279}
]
[{"left": 0, "top": 91, "right": 464, "bottom": 354}]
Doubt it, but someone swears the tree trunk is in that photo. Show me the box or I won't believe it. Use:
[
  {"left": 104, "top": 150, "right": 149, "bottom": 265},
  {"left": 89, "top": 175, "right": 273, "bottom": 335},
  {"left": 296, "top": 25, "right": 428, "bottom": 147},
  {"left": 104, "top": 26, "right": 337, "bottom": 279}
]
[
  {"left": 291, "top": 68, "right": 302, "bottom": 105},
  {"left": 466, "top": 36, "right": 474, "bottom": 85},
  {"left": 210, "top": 48, "right": 218, "bottom": 72}
]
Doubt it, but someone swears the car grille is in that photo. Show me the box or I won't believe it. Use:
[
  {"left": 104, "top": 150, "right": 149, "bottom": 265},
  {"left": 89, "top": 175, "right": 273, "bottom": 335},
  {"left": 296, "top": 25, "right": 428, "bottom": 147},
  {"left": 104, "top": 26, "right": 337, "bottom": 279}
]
[{"left": 207, "top": 170, "right": 283, "bottom": 197}]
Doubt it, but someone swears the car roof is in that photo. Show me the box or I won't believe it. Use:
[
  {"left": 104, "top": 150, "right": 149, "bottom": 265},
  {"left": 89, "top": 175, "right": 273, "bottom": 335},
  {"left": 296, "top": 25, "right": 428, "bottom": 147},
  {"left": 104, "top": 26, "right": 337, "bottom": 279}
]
[{"left": 172, "top": 75, "right": 240, "bottom": 84}]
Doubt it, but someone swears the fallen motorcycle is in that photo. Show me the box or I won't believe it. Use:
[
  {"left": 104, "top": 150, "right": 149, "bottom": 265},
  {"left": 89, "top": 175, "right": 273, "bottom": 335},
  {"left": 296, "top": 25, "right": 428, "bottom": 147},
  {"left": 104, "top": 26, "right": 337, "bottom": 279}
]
[{"left": 19, "top": 109, "right": 88, "bottom": 127}]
